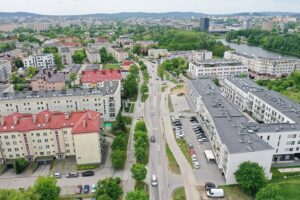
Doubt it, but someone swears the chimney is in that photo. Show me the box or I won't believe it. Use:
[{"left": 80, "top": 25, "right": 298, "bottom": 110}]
[
  {"left": 32, "top": 114, "right": 37, "bottom": 123},
  {"left": 82, "top": 119, "right": 87, "bottom": 128},
  {"left": 0, "top": 116, "right": 5, "bottom": 126},
  {"left": 64, "top": 112, "right": 70, "bottom": 120},
  {"left": 13, "top": 116, "right": 18, "bottom": 125},
  {"left": 45, "top": 114, "right": 49, "bottom": 123}
]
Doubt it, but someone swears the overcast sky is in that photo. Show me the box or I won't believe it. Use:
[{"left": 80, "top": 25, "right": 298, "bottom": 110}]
[{"left": 1, "top": 0, "right": 300, "bottom": 15}]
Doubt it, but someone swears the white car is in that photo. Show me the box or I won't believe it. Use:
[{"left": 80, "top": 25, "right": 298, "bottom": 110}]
[
  {"left": 91, "top": 184, "right": 96, "bottom": 193},
  {"left": 52, "top": 172, "right": 61, "bottom": 178},
  {"left": 194, "top": 161, "right": 200, "bottom": 169},
  {"left": 192, "top": 154, "right": 197, "bottom": 162}
]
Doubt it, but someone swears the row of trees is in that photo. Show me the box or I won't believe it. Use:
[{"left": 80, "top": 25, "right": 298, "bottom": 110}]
[
  {"left": 123, "top": 64, "right": 139, "bottom": 100},
  {"left": 0, "top": 42, "right": 15, "bottom": 53},
  {"left": 158, "top": 57, "right": 187, "bottom": 78},
  {"left": 140, "top": 61, "right": 149, "bottom": 101},
  {"left": 226, "top": 29, "right": 300, "bottom": 57},
  {"left": 134, "top": 121, "right": 149, "bottom": 164}
]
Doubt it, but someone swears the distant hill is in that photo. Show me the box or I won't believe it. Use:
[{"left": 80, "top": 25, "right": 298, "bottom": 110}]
[{"left": 0, "top": 11, "right": 299, "bottom": 18}]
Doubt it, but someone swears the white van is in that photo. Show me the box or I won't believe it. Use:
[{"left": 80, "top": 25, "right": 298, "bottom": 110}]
[
  {"left": 151, "top": 174, "right": 158, "bottom": 186},
  {"left": 207, "top": 188, "right": 224, "bottom": 198}
]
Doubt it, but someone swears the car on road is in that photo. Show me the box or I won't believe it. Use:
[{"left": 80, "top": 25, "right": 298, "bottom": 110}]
[
  {"left": 91, "top": 184, "right": 96, "bottom": 193},
  {"left": 82, "top": 170, "right": 94, "bottom": 177},
  {"left": 66, "top": 172, "right": 78, "bottom": 178},
  {"left": 150, "top": 135, "right": 156, "bottom": 142},
  {"left": 151, "top": 110, "right": 154, "bottom": 116},
  {"left": 207, "top": 188, "right": 224, "bottom": 198},
  {"left": 151, "top": 174, "right": 158, "bottom": 186},
  {"left": 188, "top": 143, "right": 193, "bottom": 149},
  {"left": 75, "top": 185, "right": 82, "bottom": 194},
  {"left": 198, "top": 138, "right": 209, "bottom": 143},
  {"left": 192, "top": 154, "right": 197, "bottom": 162},
  {"left": 52, "top": 172, "right": 61, "bottom": 178},
  {"left": 194, "top": 161, "right": 200, "bottom": 169},
  {"left": 83, "top": 185, "right": 90, "bottom": 194},
  {"left": 205, "top": 182, "right": 216, "bottom": 190}
]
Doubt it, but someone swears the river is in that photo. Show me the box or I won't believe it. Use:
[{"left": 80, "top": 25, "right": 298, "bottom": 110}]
[{"left": 220, "top": 39, "right": 298, "bottom": 60}]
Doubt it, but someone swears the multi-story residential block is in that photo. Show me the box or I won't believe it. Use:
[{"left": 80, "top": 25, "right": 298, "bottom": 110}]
[
  {"left": 222, "top": 78, "right": 300, "bottom": 163},
  {"left": 31, "top": 69, "right": 65, "bottom": 91},
  {"left": 81, "top": 69, "right": 122, "bottom": 89},
  {"left": 0, "top": 110, "right": 102, "bottom": 165},
  {"left": 148, "top": 49, "right": 168, "bottom": 59},
  {"left": 59, "top": 47, "right": 73, "bottom": 65},
  {"left": 0, "top": 59, "right": 12, "bottom": 83},
  {"left": 187, "top": 79, "right": 273, "bottom": 184},
  {"left": 23, "top": 54, "right": 55, "bottom": 69},
  {"left": 0, "top": 80, "right": 121, "bottom": 121},
  {"left": 135, "top": 40, "right": 158, "bottom": 48},
  {"left": 188, "top": 59, "right": 248, "bottom": 79},
  {"left": 86, "top": 47, "right": 101, "bottom": 64},
  {"left": 165, "top": 50, "right": 212, "bottom": 61},
  {"left": 107, "top": 47, "right": 129, "bottom": 62},
  {"left": 224, "top": 51, "right": 300, "bottom": 79}
]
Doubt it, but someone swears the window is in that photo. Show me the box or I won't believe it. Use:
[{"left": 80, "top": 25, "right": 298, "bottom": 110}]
[
  {"left": 40, "top": 152, "right": 44, "bottom": 155},
  {"left": 13, "top": 141, "right": 17, "bottom": 145},
  {"left": 45, "top": 145, "right": 50, "bottom": 149},
  {"left": 43, "top": 132, "right": 47, "bottom": 136},
  {"left": 7, "top": 148, "right": 11, "bottom": 152},
  {"left": 36, "top": 133, "right": 40, "bottom": 137},
  {"left": 14, "top": 148, "right": 19, "bottom": 151},
  {"left": 267, "top": 135, "right": 270, "bottom": 140},
  {"left": 63, "top": 131, "right": 68, "bottom": 135},
  {"left": 11, "top": 135, "right": 16, "bottom": 139},
  {"left": 38, "top": 139, "right": 41, "bottom": 143},
  {"left": 65, "top": 144, "right": 69, "bottom": 147},
  {"left": 4, "top": 136, "right": 8, "bottom": 139},
  {"left": 45, "top": 139, "right": 48, "bottom": 142}
]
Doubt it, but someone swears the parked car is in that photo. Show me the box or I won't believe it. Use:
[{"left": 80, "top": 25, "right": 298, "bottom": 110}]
[
  {"left": 66, "top": 172, "right": 78, "bottom": 178},
  {"left": 205, "top": 182, "right": 216, "bottom": 190},
  {"left": 188, "top": 143, "right": 193, "bottom": 149},
  {"left": 82, "top": 171, "right": 94, "bottom": 177},
  {"left": 52, "top": 172, "right": 61, "bottom": 178},
  {"left": 151, "top": 174, "right": 158, "bottom": 186},
  {"left": 150, "top": 135, "right": 156, "bottom": 142},
  {"left": 207, "top": 188, "right": 224, "bottom": 198},
  {"left": 194, "top": 161, "right": 200, "bottom": 169},
  {"left": 192, "top": 154, "right": 197, "bottom": 162},
  {"left": 75, "top": 185, "right": 82, "bottom": 194},
  {"left": 91, "top": 184, "right": 96, "bottom": 193},
  {"left": 83, "top": 185, "right": 90, "bottom": 194},
  {"left": 198, "top": 138, "right": 209, "bottom": 142}
]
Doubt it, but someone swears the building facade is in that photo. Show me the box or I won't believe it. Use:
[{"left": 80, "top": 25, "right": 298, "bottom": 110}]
[
  {"left": 86, "top": 47, "right": 101, "bottom": 64},
  {"left": 31, "top": 69, "right": 66, "bottom": 91},
  {"left": 0, "top": 80, "right": 121, "bottom": 121},
  {"left": 23, "top": 54, "right": 55, "bottom": 69},
  {"left": 224, "top": 51, "right": 300, "bottom": 79},
  {"left": 148, "top": 49, "right": 168, "bottom": 59},
  {"left": 0, "top": 59, "right": 12, "bottom": 83},
  {"left": 200, "top": 17, "right": 210, "bottom": 32},
  {"left": 188, "top": 59, "right": 248, "bottom": 79},
  {"left": 0, "top": 110, "right": 102, "bottom": 165},
  {"left": 81, "top": 69, "right": 122, "bottom": 89}
]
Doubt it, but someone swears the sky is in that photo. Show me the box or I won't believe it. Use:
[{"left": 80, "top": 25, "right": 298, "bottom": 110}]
[{"left": 1, "top": 0, "right": 300, "bottom": 15}]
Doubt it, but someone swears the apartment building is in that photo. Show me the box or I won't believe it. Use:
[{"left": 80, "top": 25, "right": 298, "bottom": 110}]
[
  {"left": 86, "top": 47, "right": 101, "bottom": 64},
  {"left": 81, "top": 69, "right": 122, "bottom": 89},
  {"left": 107, "top": 47, "right": 129, "bottom": 62},
  {"left": 165, "top": 50, "right": 213, "bottom": 62},
  {"left": 23, "top": 54, "right": 55, "bottom": 69},
  {"left": 224, "top": 51, "right": 300, "bottom": 79},
  {"left": 0, "top": 80, "right": 121, "bottom": 121},
  {"left": 0, "top": 110, "right": 102, "bottom": 165},
  {"left": 188, "top": 59, "right": 248, "bottom": 79},
  {"left": 223, "top": 78, "right": 300, "bottom": 162},
  {"left": 59, "top": 47, "right": 73, "bottom": 65},
  {"left": 187, "top": 79, "right": 273, "bottom": 184},
  {"left": 31, "top": 69, "right": 65, "bottom": 91},
  {"left": 0, "top": 59, "right": 12, "bottom": 83},
  {"left": 148, "top": 49, "right": 168, "bottom": 59}
]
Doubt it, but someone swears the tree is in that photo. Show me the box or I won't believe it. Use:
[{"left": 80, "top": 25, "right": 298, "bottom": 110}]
[
  {"left": 125, "top": 190, "right": 149, "bottom": 200},
  {"left": 0, "top": 189, "right": 38, "bottom": 200},
  {"left": 69, "top": 72, "right": 77, "bottom": 86},
  {"left": 97, "top": 194, "right": 113, "bottom": 200},
  {"left": 123, "top": 74, "right": 138, "bottom": 99},
  {"left": 131, "top": 163, "right": 147, "bottom": 183},
  {"left": 14, "top": 158, "right": 28, "bottom": 174},
  {"left": 129, "top": 64, "right": 139, "bottom": 76},
  {"left": 111, "top": 135, "right": 127, "bottom": 151},
  {"left": 72, "top": 49, "right": 86, "bottom": 64},
  {"left": 135, "top": 121, "right": 147, "bottom": 132},
  {"left": 43, "top": 46, "right": 58, "bottom": 54},
  {"left": 255, "top": 185, "right": 282, "bottom": 200},
  {"left": 111, "top": 149, "right": 126, "bottom": 169},
  {"left": 112, "top": 110, "right": 126, "bottom": 132},
  {"left": 95, "top": 177, "right": 123, "bottom": 200},
  {"left": 140, "top": 84, "right": 148, "bottom": 95},
  {"left": 100, "top": 47, "right": 116, "bottom": 64},
  {"left": 234, "top": 161, "right": 266, "bottom": 195},
  {"left": 15, "top": 57, "right": 24, "bottom": 68},
  {"left": 54, "top": 53, "right": 63, "bottom": 70},
  {"left": 25, "top": 66, "right": 37, "bottom": 79},
  {"left": 32, "top": 176, "right": 60, "bottom": 200}
]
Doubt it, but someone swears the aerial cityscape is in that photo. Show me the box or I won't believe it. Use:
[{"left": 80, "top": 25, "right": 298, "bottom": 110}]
[{"left": 0, "top": 0, "right": 300, "bottom": 200}]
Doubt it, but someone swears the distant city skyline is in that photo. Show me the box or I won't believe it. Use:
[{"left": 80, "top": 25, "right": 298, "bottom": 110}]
[{"left": 1, "top": 0, "right": 300, "bottom": 15}]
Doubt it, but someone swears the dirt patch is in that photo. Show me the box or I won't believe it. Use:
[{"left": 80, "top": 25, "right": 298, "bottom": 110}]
[{"left": 171, "top": 85, "right": 187, "bottom": 95}]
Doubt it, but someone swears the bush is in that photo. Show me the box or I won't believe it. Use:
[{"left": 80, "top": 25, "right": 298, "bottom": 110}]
[
  {"left": 14, "top": 158, "right": 28, "bottom": 174},
  {"left": 77, "top": 164, "right": 99, "bottom": 170},
  {"left": 111, "top": 135, "right": 128, "bottom": 151},
  {"left": 111, "top": 149, "right": 126, "bottom": 169}
]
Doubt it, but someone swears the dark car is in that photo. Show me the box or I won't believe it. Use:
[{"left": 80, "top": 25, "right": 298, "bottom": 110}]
[
  {"left": 75, "top": 185, "right": 82, "bottom": 194},
  {"left": 150, "top": 135, "right": 156, "bottom": 142},
  {"left": 82, "top": 171, "right": 94, "bottom": 177},
  {"left": 83, "top": 185, "right": 90, "bottom": 194},
  {"left": 188, "top": 143, "right": 193, "bottom": 149},
  {"left": 205, "top": 182, "right": 216, "bottom": 190}
]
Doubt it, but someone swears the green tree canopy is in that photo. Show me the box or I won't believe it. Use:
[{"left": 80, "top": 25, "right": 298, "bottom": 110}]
[
  {"left": 111, "top": 149, "right": 126, "bottom": 169},
  {"left": 131, "top": 163, "right": 147, "bottom": 183},
  {"left": 32, "top": 176, "right": 60, "bottom": 200},
  {"left": 72, "top": 49, "right": 86, "bottom": 64},
  {"left": 234, "top": 161, "right": 266, "bottom": 195},
  {"left": 255, "top": 184, "right": 282, "bottom": 200},
  {"left": 95, "top": 177, "right": 123, "bottom": 200},
  {"left": 25, "top": 66, "right": 37, "bottom": 79},
  {"left": 125, "top": 190, "right": 149, "bottom": 200},
  {"left": 14, "top": 158, "right": 28, "bottom": 174}
]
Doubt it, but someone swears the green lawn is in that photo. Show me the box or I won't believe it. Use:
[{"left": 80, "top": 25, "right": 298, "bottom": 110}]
[
  {"left": 165, "top": 143, "right": 181, "bottom": 174},
  {"left": 175, "top": 137, "right": 193, "bottom": 167},
  {"left": 221, "top": 185, "right": 254, "bottom": 200},
  {"left": 170, "top": 84, "right": 183, "bottom": 93},
  {"left": 168, "top": 95, "right": 174, "bottom": 112},
  {"left": 281, "top": 89, "right": 300, "bottom": 103},
  {"left": 103, "top": 63, "right": 121, "bottom": 70},
  {"left": 172, "top": 187, "right": 186, "bottom": 200}
]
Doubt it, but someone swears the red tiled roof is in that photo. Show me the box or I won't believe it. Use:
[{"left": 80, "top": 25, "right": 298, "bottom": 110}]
[
  {"left": 81, "top": 69, "right": 122, "bottom": 84},
  {"left": 122, "top": 61, "right": 134, "bottom": 66},
  {"left": 0, "top": 110, "right": 100, "bottom": 135}
]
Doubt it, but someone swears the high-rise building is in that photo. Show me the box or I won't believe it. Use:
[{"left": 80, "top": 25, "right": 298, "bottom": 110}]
[{"left": 200, "top": 17, "right": 210, "bottom": 32}]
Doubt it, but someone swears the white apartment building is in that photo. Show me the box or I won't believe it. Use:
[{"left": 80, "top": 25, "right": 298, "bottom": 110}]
[
  {"left": 0, "top": 110, "right": 102, "bottom": 165},
  {"left": 224, "top": 51, "right": 300, "bottom": 79},
  {"left": 0, "top": 80, "right": 121, "bottom": 121},
  {"left": 86, "top": 47, "right": 101, "bottom": 64},
  {"left": 165, "top": 50, "right": 213, "bottom": 61},
  {"left": 0, "top": 59, "right": 12, "bottom": 83},
  {"left": 148, "top": 49, "right": 168, "bottom": 59},
  {"left": 59, "top": 47, "right": 73, "bottom": 65},
  {"left": 187, "top": 79, "right": 273, "bottom": 184},
  {"left": 188, "top": 59, "right": 248, "bottom": 79},
  {"left": 223, "top": 78, "right": 300, "bottom": 162},
  {"left": 107, "top": 47, "right": 129, "bottom": 62},
  {"left": 23, "top": 54, "right": 55, "bottom": 69}
]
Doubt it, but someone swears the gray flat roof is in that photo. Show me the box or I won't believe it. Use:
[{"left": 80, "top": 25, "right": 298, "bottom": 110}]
[
  {"left": 189, "top": 79, "right": 273, "bottom": 154},
  {"left": 0, "top": 81, "right": 119, "bottom": 101}
]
